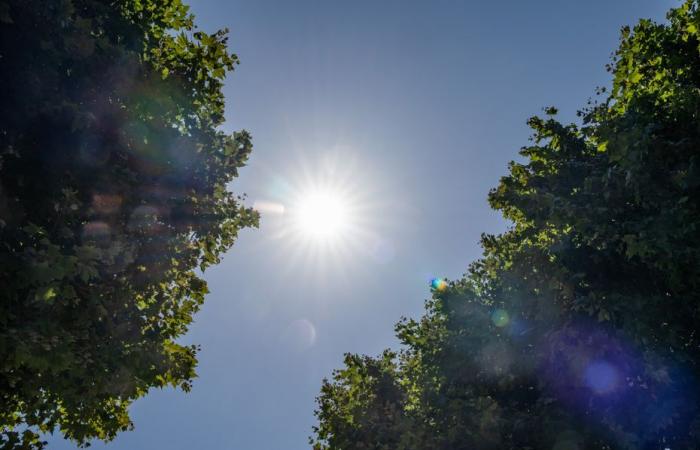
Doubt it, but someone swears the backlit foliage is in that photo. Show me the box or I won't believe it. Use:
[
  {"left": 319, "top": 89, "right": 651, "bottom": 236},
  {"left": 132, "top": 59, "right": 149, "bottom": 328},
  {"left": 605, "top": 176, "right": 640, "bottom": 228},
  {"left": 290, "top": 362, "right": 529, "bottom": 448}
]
[
  {"left": 313, "top": 2, "right": 700, "bottom": 449},
  {"left": 0, "top": 0, "right": 257, "bottom": 448}
]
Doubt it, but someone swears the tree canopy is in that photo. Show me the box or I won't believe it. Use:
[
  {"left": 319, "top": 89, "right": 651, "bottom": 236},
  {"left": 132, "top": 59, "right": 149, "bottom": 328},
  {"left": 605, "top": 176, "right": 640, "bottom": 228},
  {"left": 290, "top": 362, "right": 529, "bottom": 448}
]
[
  {"left": 312, "top": 2, "right": 700, "bottom": 449},
  {"left": 0, "top": 0, "right": 257, "bottom": 448}
]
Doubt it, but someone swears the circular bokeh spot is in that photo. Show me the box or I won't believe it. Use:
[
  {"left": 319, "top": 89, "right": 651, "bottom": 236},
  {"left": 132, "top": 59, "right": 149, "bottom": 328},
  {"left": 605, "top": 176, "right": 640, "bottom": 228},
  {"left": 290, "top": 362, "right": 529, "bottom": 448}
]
[
  {"left": 430, "top": 278, "right": 447, "bottom": 291},
  {"left": 583, "top": 360, "right": 619, "bottom": 394},
  {"left": 491, "top": 309, "right": 510, "bottom": 328},
  {"left": 282, "top": 319, "right": 317, "bottom": 351}
]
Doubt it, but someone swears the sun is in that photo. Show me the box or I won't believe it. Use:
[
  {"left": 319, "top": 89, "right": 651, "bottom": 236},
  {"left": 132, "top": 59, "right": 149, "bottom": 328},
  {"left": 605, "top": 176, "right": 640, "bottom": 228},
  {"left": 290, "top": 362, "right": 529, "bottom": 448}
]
[
  {"left": 295, "top": 190, "right": 349, "bottom": 240},
  {"left": 252, "top": 150, "right": 393, "bottom": 278}
]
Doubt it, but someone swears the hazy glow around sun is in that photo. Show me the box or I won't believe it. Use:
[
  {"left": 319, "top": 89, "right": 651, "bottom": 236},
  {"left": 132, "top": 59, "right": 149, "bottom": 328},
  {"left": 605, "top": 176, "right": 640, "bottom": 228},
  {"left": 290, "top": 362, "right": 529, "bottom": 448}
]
[
  {"left": 252, "top": 149, "right": 397, "bottom": 279},
  {"left": 295, "top": 190, "right": 349, "bottom": 240}
]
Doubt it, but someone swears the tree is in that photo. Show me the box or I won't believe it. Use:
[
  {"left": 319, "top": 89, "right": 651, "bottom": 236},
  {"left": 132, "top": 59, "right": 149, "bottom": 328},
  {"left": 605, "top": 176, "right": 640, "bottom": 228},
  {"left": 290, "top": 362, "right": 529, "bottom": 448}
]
[
  {"left": 0, "top": 0, "right": 257, "bottom": 448},
  {"left": 312, "top": 2, "right": 700, "bottom": 449}
]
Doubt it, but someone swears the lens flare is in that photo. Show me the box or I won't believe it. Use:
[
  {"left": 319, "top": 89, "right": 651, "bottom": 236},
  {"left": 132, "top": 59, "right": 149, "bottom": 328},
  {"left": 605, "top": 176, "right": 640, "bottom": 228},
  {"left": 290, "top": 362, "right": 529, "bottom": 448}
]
[
  {"left": 431, "top": 278, "right": 448, "bottom": 291},
  {"left": 282, "top": 318, "right": 317, "bottom": 351},
  {"left": 491, "top": 309, "right": 510, "bottom": 328},
  {"left": 253, "top": 200, "right": 285, "bottom": 215},
  {"left": 583, "top": 360, "right": 619, "bottom": 394}
]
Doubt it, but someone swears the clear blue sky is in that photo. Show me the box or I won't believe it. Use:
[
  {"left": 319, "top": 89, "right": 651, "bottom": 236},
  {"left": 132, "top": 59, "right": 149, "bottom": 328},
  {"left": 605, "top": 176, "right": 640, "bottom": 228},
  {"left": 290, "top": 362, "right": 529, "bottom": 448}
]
[{"left": 50, "top": 1, "right": 674, "bottom": 449}]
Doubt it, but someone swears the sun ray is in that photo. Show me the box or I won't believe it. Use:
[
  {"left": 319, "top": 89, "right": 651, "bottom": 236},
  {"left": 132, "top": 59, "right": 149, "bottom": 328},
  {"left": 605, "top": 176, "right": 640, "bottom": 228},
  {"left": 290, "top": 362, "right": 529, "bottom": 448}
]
[{"left": 248, "top": 145, "right": 406, "bottom": 295}]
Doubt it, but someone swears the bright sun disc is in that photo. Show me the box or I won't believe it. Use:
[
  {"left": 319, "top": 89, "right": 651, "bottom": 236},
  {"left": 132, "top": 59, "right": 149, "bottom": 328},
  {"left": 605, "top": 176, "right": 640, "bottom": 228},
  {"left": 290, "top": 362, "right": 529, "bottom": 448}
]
[{"left": 295, "top": 190, "right": 349, "bottom": 240}]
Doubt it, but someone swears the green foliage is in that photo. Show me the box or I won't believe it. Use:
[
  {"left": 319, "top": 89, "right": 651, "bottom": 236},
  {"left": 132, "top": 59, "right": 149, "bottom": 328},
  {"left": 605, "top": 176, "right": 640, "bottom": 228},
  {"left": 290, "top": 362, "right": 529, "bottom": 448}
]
[
  {"left": 0, "top": 0, "right": 257, "bottom": 448},
  {"left": 312, "top": 2, "right": 700, "bottom": 449}
]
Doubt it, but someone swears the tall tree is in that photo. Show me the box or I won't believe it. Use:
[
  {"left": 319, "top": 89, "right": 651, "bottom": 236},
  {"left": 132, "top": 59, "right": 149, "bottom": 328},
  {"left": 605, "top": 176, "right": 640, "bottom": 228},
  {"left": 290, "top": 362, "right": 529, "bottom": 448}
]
[
  {"left": 313, "top": 2, "right": 700, "bottom": 449},
  {"left": 0, "top": 0, "right": 257, "bottom": 448}
]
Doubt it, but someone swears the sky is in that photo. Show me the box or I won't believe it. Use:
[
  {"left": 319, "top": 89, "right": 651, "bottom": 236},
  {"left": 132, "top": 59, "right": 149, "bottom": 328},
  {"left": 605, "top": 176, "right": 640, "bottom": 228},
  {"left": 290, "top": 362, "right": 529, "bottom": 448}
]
[{"left": 50, "top": 1, "right": 675, "bottom": 449}]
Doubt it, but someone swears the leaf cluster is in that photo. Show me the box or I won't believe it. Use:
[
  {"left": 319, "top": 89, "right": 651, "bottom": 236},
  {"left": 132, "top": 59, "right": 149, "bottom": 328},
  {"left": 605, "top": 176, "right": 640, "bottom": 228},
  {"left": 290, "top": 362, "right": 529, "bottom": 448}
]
[
  {"left": 312, "top": 2, "right": 700, "bottom": 449},
  {"left": 0, "top": 0, "right": 257, "bottom": 448}
]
